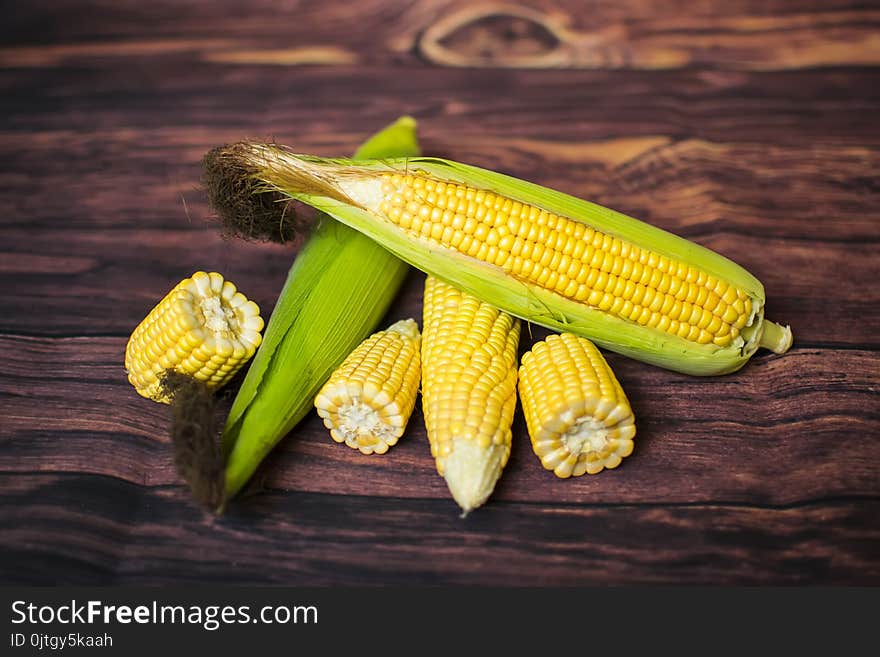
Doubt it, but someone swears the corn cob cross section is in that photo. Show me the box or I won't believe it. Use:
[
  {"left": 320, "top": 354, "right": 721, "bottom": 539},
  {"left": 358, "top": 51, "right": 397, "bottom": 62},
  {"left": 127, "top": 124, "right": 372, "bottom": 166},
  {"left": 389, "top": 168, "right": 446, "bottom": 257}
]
[
  {"left": 314, "top": 319, "right": 421, "bottom": 454},
  {"left": 125, "top": 271, "right": 264, "bottom": 402},
  {"left": 519, "top": 333, "right": 636, "bottom": 477},
  {"left": 421, "top": 276, "right": 521, "bottom": 514}
]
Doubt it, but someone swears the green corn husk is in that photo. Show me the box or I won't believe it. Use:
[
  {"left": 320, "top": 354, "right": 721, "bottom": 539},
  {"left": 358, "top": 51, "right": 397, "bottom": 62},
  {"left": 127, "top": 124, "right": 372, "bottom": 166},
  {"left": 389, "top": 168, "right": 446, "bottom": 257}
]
[
  {"left": 208, "top": 147, "right": 792, "bottom": 377},
  {"left": 212, "top": 117, "right": 420, "bottom": 504}
]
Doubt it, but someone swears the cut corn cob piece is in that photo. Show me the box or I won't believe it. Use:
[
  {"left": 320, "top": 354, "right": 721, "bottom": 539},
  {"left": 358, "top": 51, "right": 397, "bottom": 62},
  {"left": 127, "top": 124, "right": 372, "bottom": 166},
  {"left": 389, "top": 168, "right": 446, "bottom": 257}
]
[
  {"left": 421, "top": 276, "right": 521, "bottom": 514},
  {"left": 314, "top": 319, "right": 421, "bottom": 454},
  {"left": 519, "top": 333, "right": 636, "bottom": 478},
  {"left": 125, "top": 271, "right": 263, "bottom": 402},
  {"left": 234, "top": 148, "right": 793, "bottom": 375}
]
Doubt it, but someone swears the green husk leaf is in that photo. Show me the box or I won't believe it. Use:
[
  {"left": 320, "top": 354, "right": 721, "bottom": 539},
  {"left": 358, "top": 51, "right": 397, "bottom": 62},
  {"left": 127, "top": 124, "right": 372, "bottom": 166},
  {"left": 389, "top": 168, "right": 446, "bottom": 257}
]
[{"left": 213, "top": 117, "right": 421, "bottom": 505}]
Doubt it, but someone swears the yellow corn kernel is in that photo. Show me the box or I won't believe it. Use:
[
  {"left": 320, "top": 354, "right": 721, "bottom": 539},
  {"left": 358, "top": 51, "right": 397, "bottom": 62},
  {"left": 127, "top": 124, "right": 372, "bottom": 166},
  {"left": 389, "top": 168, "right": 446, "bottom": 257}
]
[
  {"left": 518, "top": 333, "right": 636, "bottom": 478},
  {"left": 314, "top": 319, "right": 421, "bottom": 455},
  {"left": 421, "top": 276, "right": 520, "bottom": 514},
  {"left": 125, "top": 271, "right": 263, "bottom": 403},
  {"left": 374, "top": 173, "right": 750, "bottom": 347}
]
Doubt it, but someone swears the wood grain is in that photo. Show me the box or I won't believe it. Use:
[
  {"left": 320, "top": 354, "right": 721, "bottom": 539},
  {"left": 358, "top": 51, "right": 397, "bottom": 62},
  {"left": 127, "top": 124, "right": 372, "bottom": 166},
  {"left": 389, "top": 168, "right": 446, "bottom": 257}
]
[
  {"left": 1, "top": 336, "right": 877, "bottom": 506},
  {"left": 0, "top": 0, "right": 878, "bottom": 585},
  {"left": 1, "top": 474, "right": 877, "bottom": 585},
  {"left": 0, "top": 227, "right": 875, "bottom": 346},
  {"left": 2, "top": 0, "right": 878, "bottom": 71}
]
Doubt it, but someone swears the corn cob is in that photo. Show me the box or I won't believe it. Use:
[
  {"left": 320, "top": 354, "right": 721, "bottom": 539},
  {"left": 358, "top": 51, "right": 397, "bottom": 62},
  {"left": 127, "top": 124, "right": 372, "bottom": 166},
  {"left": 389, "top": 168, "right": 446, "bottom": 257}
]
[
  {"left": 220, "top": 147, "right": 792, "bottom": 376},
  {"left": 421, "top": 276, "right": 520, "bottom": 514},
  {"left": 314, "top": 318, "right": 421, "bottom": 454},
  {"left": 208, "top": 117, "right": 421, "bottom": 503},
  {"left": 519, "top": 333, "right": 636, "bottom": 477},
  {"left": 125, "top": 271, "right": 263, "bottom": 402}
]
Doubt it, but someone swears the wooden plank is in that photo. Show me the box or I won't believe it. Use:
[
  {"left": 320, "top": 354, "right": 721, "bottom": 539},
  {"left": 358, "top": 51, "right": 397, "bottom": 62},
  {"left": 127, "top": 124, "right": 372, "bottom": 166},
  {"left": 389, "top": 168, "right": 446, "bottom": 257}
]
[
  {"left": 2, "top": 336, "right": 877, "bottom": 506},
  {"left": 0, "top": 225, "right": 874, "bottom": 346},
  {"left": 1, "top": 474, "right": 877, "bottom": 585},
  {"left": 2, "top": 66, "right": 877, "bottom": 148},
  {"left": 1, "top": 0, "right": 878, "bottom": 71},
  {"left": 2, "top": 128, "right": 877, "bottom": 243},
  {"left": 0, "top": 228, "right": 292, "bottom": 337}
]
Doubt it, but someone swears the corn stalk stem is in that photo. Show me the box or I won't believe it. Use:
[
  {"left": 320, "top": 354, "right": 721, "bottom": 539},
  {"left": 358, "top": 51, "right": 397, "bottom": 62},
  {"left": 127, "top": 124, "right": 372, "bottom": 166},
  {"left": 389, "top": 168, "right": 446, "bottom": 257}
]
[{"left": 759, "top": 320, "right": 793, "bottom": 354}]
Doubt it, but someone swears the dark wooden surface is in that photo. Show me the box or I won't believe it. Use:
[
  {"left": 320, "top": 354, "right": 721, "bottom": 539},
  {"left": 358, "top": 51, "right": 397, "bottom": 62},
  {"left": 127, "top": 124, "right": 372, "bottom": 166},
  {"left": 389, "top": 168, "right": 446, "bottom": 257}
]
[{"left": 1, "top": 0, "right": 878, "bottom": 585}]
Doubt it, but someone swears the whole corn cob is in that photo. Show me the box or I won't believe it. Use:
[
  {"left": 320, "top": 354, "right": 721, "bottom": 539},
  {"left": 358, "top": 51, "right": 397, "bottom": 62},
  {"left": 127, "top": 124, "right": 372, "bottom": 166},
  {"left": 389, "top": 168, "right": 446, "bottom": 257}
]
[
  {"left": 519, "top": 333, "right": 636, "bottom": 478},
  {"left": 214, "top": 147, "right": 792, "bottom": 376},
  {"left": 314, "top": 318, "right": 421, "bottom": 454},
  {"left": 206, "top": 117, "right": 421, "bottom": 504},
  {"left": 421, "top": 276, "right": 520, "bottom": 514},
  {"left": 125, "top": 271, "right": 263, "bottom": 402}
]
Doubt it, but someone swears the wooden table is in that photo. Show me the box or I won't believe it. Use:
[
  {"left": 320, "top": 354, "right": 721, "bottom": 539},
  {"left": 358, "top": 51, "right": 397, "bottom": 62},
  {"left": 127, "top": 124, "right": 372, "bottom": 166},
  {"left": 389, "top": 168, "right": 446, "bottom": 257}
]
[{"left": 2, "top": 0, "right": 877, "bottom": 585}]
